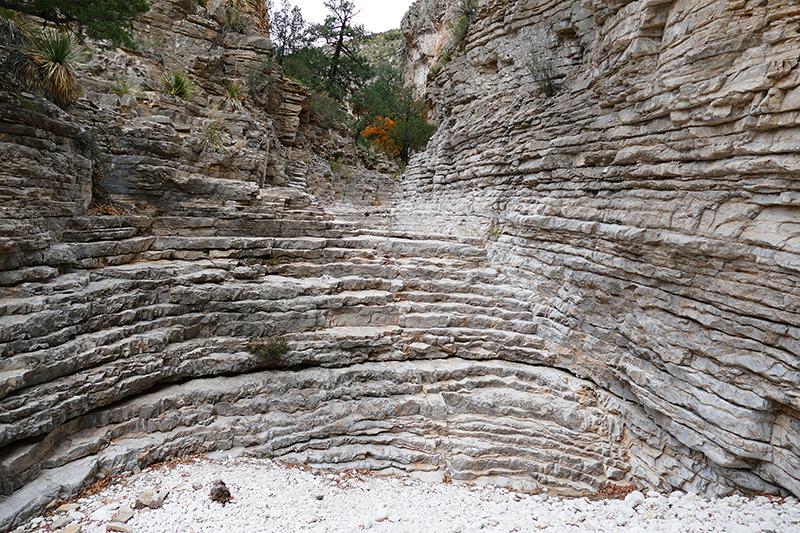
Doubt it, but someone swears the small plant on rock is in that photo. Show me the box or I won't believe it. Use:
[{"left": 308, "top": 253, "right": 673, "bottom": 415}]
[
  {"left": 245, "top": 55, "right": 274, "bottom": 90},
  {"left": 223, "top": 1, "right": 247, "bottom": 33},
  {"left": 225, "top": 80, "right": 244, "bottom": 102},
  {"left": 202, "top": 121, "right": 227, "bottom": 153},
  {"left": 311, "top": 90, "right": 346, "bottom": 128},
  {"left": 429, "top": 0, "right": 476, "bottom": 79},
  {"left": 25, "top": 28, "right": 89, "bottom": 106},
  {"left": 329, "top": 157, "right": 352, "bottom": 178},
  {"left": 527, "top": 51, "right": 558, "bottom": 97},
  {"left": 488, "top": 224, "right": 502, "bottom": 241},
  {"left": 161, "top": 71, "right": 197, "bottom": 101},
  {"left": 108, "top": 75, "right": 137, "bottom": 98},
  {"left": 247, "top": 337, "right": 289, "bottom": 360}
]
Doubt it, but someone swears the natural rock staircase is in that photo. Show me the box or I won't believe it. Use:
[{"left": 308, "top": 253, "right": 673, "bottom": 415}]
[{"left": 0, "top": 211, "right": 631, "bottom": 530}]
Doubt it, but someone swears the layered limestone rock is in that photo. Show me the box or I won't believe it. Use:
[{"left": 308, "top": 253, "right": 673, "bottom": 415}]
[
  {"left": 397, "top": 0, "right": 800, "bottom": 501},
  {"left": 2, "top": 0, "right": 800, "bottom": 529}
]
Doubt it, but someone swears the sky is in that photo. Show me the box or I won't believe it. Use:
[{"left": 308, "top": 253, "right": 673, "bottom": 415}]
[{"left": 283, "top": 0, "right": 417, "bottom": 34}]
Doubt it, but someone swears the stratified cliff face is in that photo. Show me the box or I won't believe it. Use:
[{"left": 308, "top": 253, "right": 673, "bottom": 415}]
[
  {"left": 398, "top": 0, "right": 800, "bottom": 499},
  {"left": 1, "top": 0, "right": 799, "bottom": 529}
]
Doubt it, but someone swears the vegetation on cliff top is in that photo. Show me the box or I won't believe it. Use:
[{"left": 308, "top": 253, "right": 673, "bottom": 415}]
[
  {"left": 0, "top": 15, "right": 89, "bottom": 106},
  {"left": 269, "top": 0, "right": 435, "bottom": 164},
  {"left": 0, "top": 0, "right": 149, "bottom": 48}
]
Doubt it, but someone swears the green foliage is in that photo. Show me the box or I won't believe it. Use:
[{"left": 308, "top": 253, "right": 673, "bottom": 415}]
[
  {"left": 275, "top": 0, "right": 372, "bottom": 103},
  {"left": 223, "top": 78, "right": 244, "bottom": 108},
  {"left": 202, "top": 121, "right": 226, "bottom": 153},
  {"left": 0, "top": 0, "right": 150, "bottom": 48},
  {"left": 246, "top": 337, "right": 289, "bottom": 360},
  {"left": 430, "top": 0, "right": 477, "bottom": 79},
  {"left": 195, "top": 0, "right": 209, "bottom": 5},
  {"left": 245, "top": 54, "right": 275, "bottom": 89},
  {"left": 449, "top": 16, "right": 470, "bottom": 47},
  {"left": 488, "top": 224, "right": 502, "bottom": 241},
  {"left": 329, "top": 157, "right": 351, "bottom": 178},
  {"left": 391, "top": 113, "right": 436, "bottom": 164},
  {"left": 362, "top": 145, "right": 377, "bottom": 169},
  {"left": 161, "top": 71, "right": 197, "bottom": 101},
  {"left": 25, "top": 28, "right": 89, "bottom": 106},
  {"left": 527, "top": 52, "right": 558, "bottom": 97},
  {"left": 359, "top": 29, "right": 403, "bottom": 69},
  {"left": 281, "top": 45, "right": 325, "bottom": 85},
  {"left": 309, "top": 0, "right": 372, "bottom": 102},
  {"left": 456, "top": 0, "right": 478, "bottom": 23},
  {"left": 311, "top": 90, "right": 346, "bottom": 128},
  {"left": 269, "top": 0, "right": 309, "bottom": 63},
  {"left": 428, "top": 46, "right": 451, "bottom": 80},
  {"left": 108, "top": 75, "right": 136, "bottom": 97},
  {"left": 352, "top": 64, "right": 435, "bottom": 163},
  {"left": 223, "top": 0, "right": 247, "bottom": 33}
]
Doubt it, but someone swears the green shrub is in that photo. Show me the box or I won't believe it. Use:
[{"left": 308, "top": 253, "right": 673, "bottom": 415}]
[
  {"left": 108, "top": 75, "right": 137, "bottom": 98},
  {"left": 430, "top": 0, "right": 477, "bottom": 78},
  {"left": 449, "top": 16, "right": 470, "bottom": 47},
  {"left": 25, "top": 28, "right": 89, "bottom": 106},
  {"left": 223, "top": 79, "right": 245, "bottom": 108},
  {"left": 202, "top": 121, "right": 226, "bottom": 153},
  {"left": 161, "top": 71, "right": 197, "bottom": 101},
  {"left": 311, "top": 90, "right": 346, "bottom": 128},
  {"left": 247, "top": 337, "right": 289, "bottom": 360},
  {"left": 224, "top": 1, "right": 247, "bottom": 33},
  {"left": 329, "top": 157, "right": 352, "bottom": 178},
  {"left": 362, "top": 145, "right": 377, "bottom": 169},
  {"left": 527, "top": 52, "right": 558, "bottom": 97},
  {"left": 224, "top": 79, "right": 243, "bottom": 99}
]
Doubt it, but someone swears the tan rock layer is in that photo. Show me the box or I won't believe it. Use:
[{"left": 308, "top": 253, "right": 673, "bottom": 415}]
[{"left": 396, "top": 0, "right": 800, "bottom": 500}]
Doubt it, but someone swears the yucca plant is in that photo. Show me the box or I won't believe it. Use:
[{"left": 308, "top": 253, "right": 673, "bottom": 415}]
[
  {"left": 528, "top": 52, "right": 558, "bottom": 97},
  {"left": 161, "top": 71, "right": 197, "bottom": 102},
  {"left": 223, "top": 1, "right": 246, "bottom": 33},
  {"left": 202, "top": 121, "right": 227, "bottom": 153},
  {"left": 25, "top": 28, "right": 88, "bottom": 106},
  {"left": 108, "top": 75, "right": 137, "bottom": 98},
  {"left": 456, "top": 0, "right": 478, "bottom": 23},
  {"left": 223, "top": 79, "right": 244, "bottom": 109}
]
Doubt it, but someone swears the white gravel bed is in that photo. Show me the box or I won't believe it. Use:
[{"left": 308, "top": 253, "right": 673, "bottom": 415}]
[{"left": 18, "top": 457, "right": 800, "bottom": 533}]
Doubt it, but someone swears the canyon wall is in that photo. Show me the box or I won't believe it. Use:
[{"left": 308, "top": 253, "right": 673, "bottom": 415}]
[
  {"left": 397, "top": 0, "right": 800, "bottom": 501},
  {"left": 1, "top": 0, "right": 800, "bottom": 529}
]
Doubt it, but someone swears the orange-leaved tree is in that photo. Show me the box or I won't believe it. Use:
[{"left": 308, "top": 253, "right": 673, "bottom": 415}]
[
  {"left": 361, "top": 116, "right": 400, "bottom": 158},
  {"left": 352, "top": 64, "right": 436, "bottom": 164}
]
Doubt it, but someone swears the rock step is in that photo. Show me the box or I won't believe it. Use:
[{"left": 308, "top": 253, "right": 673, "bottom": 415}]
[
  {"left": 0, "top": 334, "right": 264, "bottom": 449},
  {"left": 0, "top": 358, "right": 625, "bottom": 526}
]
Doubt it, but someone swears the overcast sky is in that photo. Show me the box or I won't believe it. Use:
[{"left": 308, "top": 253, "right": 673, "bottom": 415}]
[{"left": 281, "top": 0, "right": 417, "bottom": 34}]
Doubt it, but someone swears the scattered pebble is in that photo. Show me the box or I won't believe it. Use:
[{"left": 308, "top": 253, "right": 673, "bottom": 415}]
[
  {"left": 134, "top": 488, "right": 168, "bottom": 510},
  {"left": 113, "top": 505, "right": 134, "bottom": 524},
  {"left": 209, "top": 479, "right": 232, "bottom": 506},
  {"left": 15, "top": 457, "right": 800, "bottom": 533}
]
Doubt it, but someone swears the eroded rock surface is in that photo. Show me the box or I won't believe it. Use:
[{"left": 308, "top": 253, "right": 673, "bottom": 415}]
[
  {"left": 397, "top": 0, "right": 800, "bottom": 502},
  {"left": 1, "top": 0, "right": 800, "bottom": 530}
]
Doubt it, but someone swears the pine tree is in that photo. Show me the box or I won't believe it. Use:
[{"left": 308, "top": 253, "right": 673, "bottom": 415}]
[
  {"left": 0, "top": 0, "right": 150, "bottom": 48},
  {"left": 313, "top": 0, "right": 370, "bottom": 102}
]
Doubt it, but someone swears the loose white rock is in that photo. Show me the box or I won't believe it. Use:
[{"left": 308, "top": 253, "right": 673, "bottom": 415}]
[{"left": 16, "top": 458, "right": 800, "bottom": 533}]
